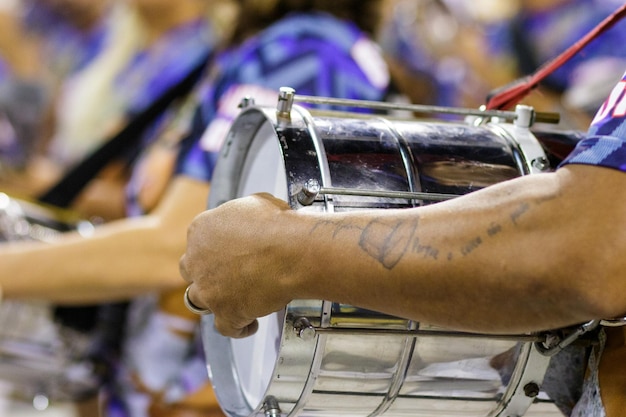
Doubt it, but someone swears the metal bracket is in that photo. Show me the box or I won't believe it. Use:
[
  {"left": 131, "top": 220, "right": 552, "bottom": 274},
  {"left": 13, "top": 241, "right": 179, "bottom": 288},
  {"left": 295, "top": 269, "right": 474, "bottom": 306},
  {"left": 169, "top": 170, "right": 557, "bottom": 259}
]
[
  {"left": 536, "top": 320, "right": 601, "bottom": 356},
  {"left": 601, "top": 316, "right": 626, "bottom": 327}
]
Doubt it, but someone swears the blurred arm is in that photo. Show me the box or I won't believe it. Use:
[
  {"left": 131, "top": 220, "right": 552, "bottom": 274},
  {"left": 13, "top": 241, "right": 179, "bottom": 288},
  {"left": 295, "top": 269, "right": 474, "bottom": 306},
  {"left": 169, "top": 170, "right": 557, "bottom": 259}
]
[{"left": 2, "top": 176, "right": 210, "bottom": 303}]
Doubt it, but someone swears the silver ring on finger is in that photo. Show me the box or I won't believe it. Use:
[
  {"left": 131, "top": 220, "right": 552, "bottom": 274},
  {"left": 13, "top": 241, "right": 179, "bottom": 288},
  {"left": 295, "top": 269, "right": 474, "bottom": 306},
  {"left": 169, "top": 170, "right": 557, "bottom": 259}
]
[{"left": 184, "top": 285, "right": 212, "bottom": 315}]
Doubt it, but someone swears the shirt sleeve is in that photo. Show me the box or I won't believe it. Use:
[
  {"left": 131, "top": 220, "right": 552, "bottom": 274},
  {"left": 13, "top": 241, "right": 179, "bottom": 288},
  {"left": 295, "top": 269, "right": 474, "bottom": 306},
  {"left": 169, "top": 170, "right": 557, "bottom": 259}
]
[{"left": 559, "top": 71, "right": 626, "bottom": 172}]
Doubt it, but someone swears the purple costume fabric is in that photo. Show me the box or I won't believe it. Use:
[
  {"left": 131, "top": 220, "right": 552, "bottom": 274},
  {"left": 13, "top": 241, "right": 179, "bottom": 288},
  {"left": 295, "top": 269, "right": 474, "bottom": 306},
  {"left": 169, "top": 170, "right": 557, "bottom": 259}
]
[{"left": 175, "top": 11, "right": 389, "bottom": 182}]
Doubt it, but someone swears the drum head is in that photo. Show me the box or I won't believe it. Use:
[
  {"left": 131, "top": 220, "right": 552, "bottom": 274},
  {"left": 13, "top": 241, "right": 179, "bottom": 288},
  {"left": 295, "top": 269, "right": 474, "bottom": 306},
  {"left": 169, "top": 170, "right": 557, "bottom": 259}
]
[
  {"left": 203, "top": 111, "right": 288, "bottom": 416},
  {"left": 236, "top": 120, "right": 289, "bottom": 200}
]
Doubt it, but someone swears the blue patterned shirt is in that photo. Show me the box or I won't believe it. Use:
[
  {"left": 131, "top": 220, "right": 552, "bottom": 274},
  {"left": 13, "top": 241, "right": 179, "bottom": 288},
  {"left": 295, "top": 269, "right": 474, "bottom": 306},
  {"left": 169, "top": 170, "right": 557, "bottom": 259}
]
[
  {"left": 560, "top": 71, "right": 626, "bottom": 172},
  {"left": 175, "top": 11, "right": 390, "bottom": 182}
]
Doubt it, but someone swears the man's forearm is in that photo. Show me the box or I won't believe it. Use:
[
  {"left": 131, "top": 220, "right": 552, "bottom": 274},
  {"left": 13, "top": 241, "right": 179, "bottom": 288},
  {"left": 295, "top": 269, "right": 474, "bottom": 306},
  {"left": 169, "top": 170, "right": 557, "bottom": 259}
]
[
  {"left": 292, "top": 168, "right": 620, "bottom": 333},
  {"left": 181, "top": 165, "right": 626, "bottom": 338}
]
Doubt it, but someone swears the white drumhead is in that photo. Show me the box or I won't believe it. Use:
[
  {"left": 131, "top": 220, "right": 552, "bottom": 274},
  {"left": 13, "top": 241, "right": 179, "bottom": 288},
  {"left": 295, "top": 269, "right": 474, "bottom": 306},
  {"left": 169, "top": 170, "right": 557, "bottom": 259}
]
[
  {"left": 236, "top": 121, "right": 289, "bottom": 200},
  {"left": 230, "top": 120, "right": 288, "bottom": 407}
]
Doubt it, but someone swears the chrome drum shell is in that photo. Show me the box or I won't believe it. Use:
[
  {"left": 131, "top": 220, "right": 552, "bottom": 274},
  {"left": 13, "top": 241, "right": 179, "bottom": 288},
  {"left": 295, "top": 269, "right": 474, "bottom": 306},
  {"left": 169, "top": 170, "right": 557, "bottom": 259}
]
[{"left": 202, "top": 103, "right": 582, "bottom": 417}]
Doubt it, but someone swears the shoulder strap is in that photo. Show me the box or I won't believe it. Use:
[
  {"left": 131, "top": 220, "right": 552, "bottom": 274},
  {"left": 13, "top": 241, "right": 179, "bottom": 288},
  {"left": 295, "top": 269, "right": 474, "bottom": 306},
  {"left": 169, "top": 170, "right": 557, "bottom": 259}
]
[
  {"left": 485, "top": 3, "right": 626, "bottom": 110},
  {"left": 37, "top": 52, "right": 211, "bottom": 208}
]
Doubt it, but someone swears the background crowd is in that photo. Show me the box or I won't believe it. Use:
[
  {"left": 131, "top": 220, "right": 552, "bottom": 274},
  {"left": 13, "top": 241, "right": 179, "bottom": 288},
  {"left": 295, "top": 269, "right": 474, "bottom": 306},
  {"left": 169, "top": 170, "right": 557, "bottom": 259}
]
[{"left": 0, "top": 0, "right": 625, "bottom": 416}]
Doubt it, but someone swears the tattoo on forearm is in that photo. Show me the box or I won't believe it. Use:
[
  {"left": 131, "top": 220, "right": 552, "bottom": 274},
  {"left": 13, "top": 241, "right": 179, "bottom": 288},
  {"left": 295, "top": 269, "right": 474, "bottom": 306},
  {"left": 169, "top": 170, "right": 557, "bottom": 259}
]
[
  {"left": 311, "top": 193, "right": 545, "bottom": 268},
  {"left": 359, "top": 218, "right": 418, "bottom": 269},
  {"left": 412, "top": 238, "right": 439, "bottom": 260},
  {"left": 310, "top": 219, "right": 364, "bottom": 238},
  {"left": 487, "top": 222, "right": 502, "bottom": 237},
  {"left": 461, "top": 237, "right": 483, "bottom": 256},
  {"left": 510, "top": 202, "right": 530, "bottom": 225}
]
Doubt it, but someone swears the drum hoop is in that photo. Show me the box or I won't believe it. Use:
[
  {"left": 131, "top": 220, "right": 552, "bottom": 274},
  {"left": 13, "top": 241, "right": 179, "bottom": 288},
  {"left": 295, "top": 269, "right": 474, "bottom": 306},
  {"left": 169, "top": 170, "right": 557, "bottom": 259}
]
[
  {"left": 205, "top": 107, "right": 280, "bottom": 415},
  {"left": 205, "top": 105, "right": 323, "bottom": 416}
]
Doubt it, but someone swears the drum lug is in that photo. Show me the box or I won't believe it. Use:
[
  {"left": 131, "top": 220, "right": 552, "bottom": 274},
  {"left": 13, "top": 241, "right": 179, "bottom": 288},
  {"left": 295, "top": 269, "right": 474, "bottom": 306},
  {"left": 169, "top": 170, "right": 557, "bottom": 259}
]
[
  {"left": 277, "top": 87, "right": 295, "bottom": 121},
  {"left": 514, "top": 105, "right": 535, "bottom": 128},
  {"left": 293, "top": 316, "right": 316, "bottom": 340},
  {"left": 263, "top": 395, "right": 282, "bottom": 417},
  {"left": 297, "top": 179, "right": 321, "bottom": 206}
]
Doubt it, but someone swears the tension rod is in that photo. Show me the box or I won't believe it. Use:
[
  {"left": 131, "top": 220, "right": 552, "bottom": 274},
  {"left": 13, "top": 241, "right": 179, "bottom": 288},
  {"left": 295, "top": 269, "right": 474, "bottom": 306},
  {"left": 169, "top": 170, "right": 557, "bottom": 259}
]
[
  {"left": 297, "top": 179, "right": 459, "bottom": 206},
  {"left": 293, "top": 94, "right": 560, "bottom": 125}
]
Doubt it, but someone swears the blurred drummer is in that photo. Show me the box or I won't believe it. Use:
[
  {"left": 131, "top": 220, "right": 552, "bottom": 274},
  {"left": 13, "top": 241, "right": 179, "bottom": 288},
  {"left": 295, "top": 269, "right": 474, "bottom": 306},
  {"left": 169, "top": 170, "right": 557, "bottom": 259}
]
[{"left": 0, "top": 0, "right": 394, "bottom": 416}]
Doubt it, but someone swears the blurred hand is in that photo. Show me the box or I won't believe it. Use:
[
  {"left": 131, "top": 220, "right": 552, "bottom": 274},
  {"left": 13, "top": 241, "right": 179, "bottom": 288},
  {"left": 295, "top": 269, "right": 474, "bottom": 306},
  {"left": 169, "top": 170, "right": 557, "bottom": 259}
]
[
  {"left": 137, "top": 375, "right": 224, "bottom": 417},
  {"left": 148, "top": 405, "right": 216, "bottom": 417},
  {"left": 148, "top": 397, "right": 225, "bottom": 417}
]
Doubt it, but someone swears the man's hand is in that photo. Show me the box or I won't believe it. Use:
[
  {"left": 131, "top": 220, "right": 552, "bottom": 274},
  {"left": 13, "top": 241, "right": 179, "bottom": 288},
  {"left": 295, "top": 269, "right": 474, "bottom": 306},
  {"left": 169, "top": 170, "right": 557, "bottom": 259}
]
[{"left": 179, "top": 193, "right": 296, "bottom": 338}]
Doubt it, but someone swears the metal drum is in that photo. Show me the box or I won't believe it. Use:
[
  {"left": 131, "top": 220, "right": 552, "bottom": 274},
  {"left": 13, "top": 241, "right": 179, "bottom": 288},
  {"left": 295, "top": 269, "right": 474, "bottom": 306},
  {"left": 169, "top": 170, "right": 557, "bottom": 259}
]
[
  {"left": 0, "top": 193, "right": 104, "bottom": 406},
  {"left": 201, "top": 90, "right": 584, "bottom": 417}
]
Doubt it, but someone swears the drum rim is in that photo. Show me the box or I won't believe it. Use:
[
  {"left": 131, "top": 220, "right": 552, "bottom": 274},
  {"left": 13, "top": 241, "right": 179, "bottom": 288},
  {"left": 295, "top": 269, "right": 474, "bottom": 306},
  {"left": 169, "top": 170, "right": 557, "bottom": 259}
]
[{"left": 204, "top": 105, "right": 320, "bottom": 416}]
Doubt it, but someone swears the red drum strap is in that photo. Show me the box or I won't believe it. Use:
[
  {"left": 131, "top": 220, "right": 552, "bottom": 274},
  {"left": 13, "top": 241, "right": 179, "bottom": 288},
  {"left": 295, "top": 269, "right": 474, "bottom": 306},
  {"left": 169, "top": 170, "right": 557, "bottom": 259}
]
[{"left": 486, "top": 2, "right": 626, "bottom": 110}]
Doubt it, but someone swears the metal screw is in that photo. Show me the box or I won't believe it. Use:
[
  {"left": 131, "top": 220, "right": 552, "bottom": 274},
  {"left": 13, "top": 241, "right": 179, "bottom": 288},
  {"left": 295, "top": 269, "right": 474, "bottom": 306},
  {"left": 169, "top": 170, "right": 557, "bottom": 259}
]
[
  {"left": 523, "top": 382, "right": 540, "bottom": 398},
  {"left": 238, "top": 96, "right": 255, "bottom": 108},
  {"left": 531, "top": 157, "right": 549, "bottom": 171}
]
